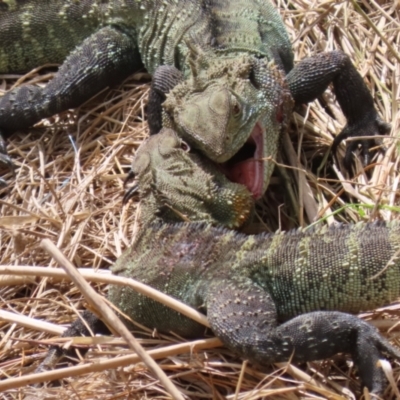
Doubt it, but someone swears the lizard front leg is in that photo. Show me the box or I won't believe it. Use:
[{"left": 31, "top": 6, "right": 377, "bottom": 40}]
[
  {"left": 207, "top": 278, "right": 400, "bottom": 395},
  {"left": 285, "top": 50, "right": 391, "bottom": 169},
  {"left": 0, "top": 26, "right": 140, "bottom": 182},
  {"left": 147, "top": 66, "right": 183, "bottom": 135}
]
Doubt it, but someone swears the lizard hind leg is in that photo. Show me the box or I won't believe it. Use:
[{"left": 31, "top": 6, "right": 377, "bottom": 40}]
[
  {"left": 352, "top": 320, "right": 400, "bottom": 395},
  {"left": 0, "top": 26, "right": 140, "bottom": 135},
  {"left": 206, "top": 278, "right": 280, "bottom": 365},
  {"left": 206, "top": 278, "right": 400, "bottom": 395}
]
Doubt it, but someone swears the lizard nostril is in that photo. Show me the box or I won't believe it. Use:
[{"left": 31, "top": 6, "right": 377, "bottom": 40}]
[
  {"left": 233, "top": 103, "right": 241, "bottom": 116},
  {"left": 180, "top": 141, "right": 190, "bottom": 152}
]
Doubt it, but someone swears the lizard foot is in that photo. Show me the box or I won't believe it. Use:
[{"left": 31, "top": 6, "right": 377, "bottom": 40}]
[
  {"left": 352, "top": 316, "right": 400, "bottom": 395},
  {"left": 0, "top": 131, "right": 15, "bottom": 187},
  {"left": 332, "top": 112, "right": 391, "bottom": 171}
]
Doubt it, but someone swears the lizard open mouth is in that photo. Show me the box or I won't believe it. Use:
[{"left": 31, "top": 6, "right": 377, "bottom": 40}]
[{"left": 223, "top": 122, "right": 264, "bottom": 200}]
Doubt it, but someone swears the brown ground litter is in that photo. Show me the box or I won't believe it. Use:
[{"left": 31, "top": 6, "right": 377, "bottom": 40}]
[{"left": 0, "top": 0, "right": 399, "bottom": 399}]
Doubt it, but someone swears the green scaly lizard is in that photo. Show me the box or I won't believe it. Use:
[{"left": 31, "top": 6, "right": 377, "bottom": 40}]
[
  {"left": 35, "top": 128, "right": 400, "bottom": 397},
  {"left": 0, "top": 0, "right": 390, "bottom": 196},
  {"left": 38, "top": 220, "right": 400, "bottom": 396}
]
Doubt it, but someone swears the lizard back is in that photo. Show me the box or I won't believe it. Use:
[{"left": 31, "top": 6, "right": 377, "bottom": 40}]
[{"left": 109, "top": 222, "right": 400, "bottom": 335}]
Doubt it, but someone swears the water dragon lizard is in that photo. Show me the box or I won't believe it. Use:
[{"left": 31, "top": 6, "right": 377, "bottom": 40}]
[
  {"left": 1, "top": 0, "right": 397, "bottom": 396},
  {"left": 0, "top": 0, "right": 390, "bottom": 196},
  {"left": 33, "top": 129, "right": 400, "bottom": 396}
]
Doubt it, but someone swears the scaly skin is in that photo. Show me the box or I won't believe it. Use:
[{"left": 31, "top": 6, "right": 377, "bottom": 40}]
[
  {"left": 124, "top": 128, "right": 254, "bottom": 229},
  {"left": 111, "top": 221, "right": 400, "bottom": 395},
  {"left": 40, "top": 221, "right": 400, "bottom": 395},
  {"left": 0, "top": 0, "right": 390, "bottom": 194}
]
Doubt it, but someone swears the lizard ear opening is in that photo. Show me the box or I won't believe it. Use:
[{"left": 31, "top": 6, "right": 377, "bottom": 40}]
[{"left": 249, "top": 67, "right": 261, "bottom": 90}]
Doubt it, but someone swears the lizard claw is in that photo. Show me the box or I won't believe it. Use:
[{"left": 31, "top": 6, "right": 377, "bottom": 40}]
[
  {"left": 123, "top": 169, "right": 139, "bottom": 204},
  {"left": 123, "top": 184, "right": 139, "bottom": 205},
  {"left": 124, "top": 169, "right": 136, "bottom": 187},
  {"left": 332, "top": 113, "right": 391, "bottom": 171}
]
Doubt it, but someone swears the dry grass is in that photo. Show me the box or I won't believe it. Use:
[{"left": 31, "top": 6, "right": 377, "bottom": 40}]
[{"left": 0, "top": 0, "right": 399, "bottom": 399}]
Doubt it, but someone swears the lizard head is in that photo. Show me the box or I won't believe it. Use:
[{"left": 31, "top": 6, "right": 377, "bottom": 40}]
[
  {"left": 126, "top": 128, "right": 254, "bottom": 229},
  {"left": 163, "top": 54, "right": 292, "bottom": 199}
]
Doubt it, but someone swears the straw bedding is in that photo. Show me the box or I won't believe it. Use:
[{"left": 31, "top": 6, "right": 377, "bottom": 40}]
[{"left": 0, "top": 0, "right": 399, "bottom": 398}]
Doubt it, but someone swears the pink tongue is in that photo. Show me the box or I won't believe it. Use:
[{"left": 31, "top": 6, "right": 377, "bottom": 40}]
[
  {"left": 226, "top": 122, "right": 264, "bottom": 199},
  {"left": 229, "top": 161, "right": 254, "bottom": 187},
  {"left": 228, "top": 158, "right": 263, "bottom": 199},
  {"left": 216, "top": 123, "right": 265, "bottom": 199}
]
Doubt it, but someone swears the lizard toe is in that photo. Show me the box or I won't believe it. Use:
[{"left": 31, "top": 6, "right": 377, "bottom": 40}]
[
  {"left": 334, "top": 113, "right": 391, "bottom": 173},
  {"left": 352, "top": 320, "right": 400, "bottom": 395},
  {"left": 123, "top": 183, "right": 139, "bottom": 205}
]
